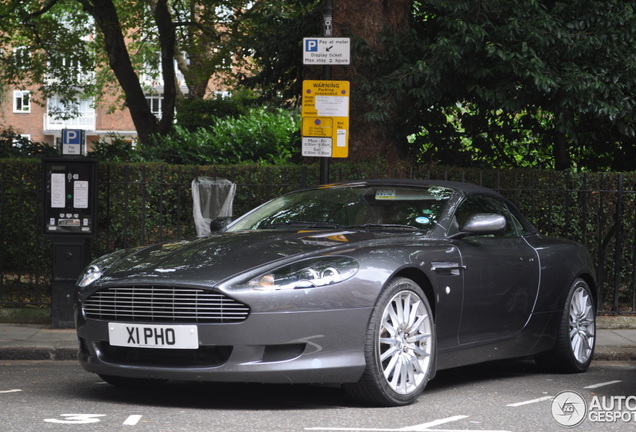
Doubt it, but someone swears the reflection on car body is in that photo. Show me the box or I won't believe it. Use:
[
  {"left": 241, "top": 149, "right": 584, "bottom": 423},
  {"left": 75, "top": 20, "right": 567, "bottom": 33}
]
[{"left": 75, "top": 179, "right": 597, "bottom": 406}]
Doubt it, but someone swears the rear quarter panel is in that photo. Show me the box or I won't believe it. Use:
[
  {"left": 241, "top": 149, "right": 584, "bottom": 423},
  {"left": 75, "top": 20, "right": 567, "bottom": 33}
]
[{"left": 524, "top": 234, "right": 597, "bottom": 313}]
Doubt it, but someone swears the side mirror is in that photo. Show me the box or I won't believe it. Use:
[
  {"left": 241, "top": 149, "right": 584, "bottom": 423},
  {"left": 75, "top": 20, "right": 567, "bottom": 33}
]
[
  {"left": 449, "top": 213, "right": 507, "bottom": 239},
  {"left": 463, "top": 213, "right": 506, "bottom": 233},
  {"left": 210, "top": 216, "right": 232, "bottom": 232}
]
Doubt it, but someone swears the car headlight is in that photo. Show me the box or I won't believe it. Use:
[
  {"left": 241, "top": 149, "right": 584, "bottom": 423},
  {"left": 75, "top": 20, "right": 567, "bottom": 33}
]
[
  {"left": 76, "top": 247, "right": 136, "bottom": 289},
  {"left": 249, "top": 257, "right": 359, "bottom": 291},
  {"left": 78, "top": 265, "right": 103, "bottom": 288}
]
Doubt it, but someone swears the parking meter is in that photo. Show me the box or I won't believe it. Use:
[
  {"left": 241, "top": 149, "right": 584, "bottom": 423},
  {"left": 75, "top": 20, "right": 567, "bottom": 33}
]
[
  {"left": 42, "top": 157, "right": 97, "bottom": 328},
  {"left": 43, "top": 158, "right": 97, "bottom": 236}
]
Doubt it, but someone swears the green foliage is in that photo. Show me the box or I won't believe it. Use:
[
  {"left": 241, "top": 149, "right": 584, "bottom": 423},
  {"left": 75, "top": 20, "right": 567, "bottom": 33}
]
[
  {"left": 87, "top": 134, "right": 143, "bottom": 162},
  {"left": 0, "top": 0, "right": 97, "bottom": 115},
  {"left": 408, "top": 105, "right": 557, "bottom": 169},
  {"left": 0, "top": 159, "right": 52, "bottom": 306},
  {"left": 231, "top": 0, "right": 322, "bottom": 106},
  {"left": 0, "top": 0, "right": 260, "bottom": 142},
  {"left": 362, "top": 0, "right": 636, "bottom": 170},
  {"left": 145, "top": 107, "right": 302, "bottom": 165},
  {"left": 175, "top": 91, "right": 256, "bottom": 130},
  {"left": 0, "top": 129, "right": 59, "bottom": 158},
  {"left": 5, "top": 1, "right": 636, "bottom": 170},
  {"left": 85, "top": 106, "right": 301, "bottom": 165},
  {"left": 92, "top": 163, "right": 196, "bottom": 255}
]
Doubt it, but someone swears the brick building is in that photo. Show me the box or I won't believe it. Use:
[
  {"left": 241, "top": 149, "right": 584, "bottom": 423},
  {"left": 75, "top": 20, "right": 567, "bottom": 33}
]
[{"left": 1, "top": 80, "right": 172, "bottom": 152}]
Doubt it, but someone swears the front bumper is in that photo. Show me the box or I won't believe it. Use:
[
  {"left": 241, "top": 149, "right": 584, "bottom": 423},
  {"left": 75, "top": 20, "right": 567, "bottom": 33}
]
[{"left": 76, "top": 307, "right": 372, "bottom": 384}]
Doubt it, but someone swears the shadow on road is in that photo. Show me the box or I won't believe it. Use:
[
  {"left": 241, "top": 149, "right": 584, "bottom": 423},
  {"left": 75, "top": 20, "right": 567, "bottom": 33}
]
[{"left": 72, "top": 358, "right": 544, "bottom": 410}]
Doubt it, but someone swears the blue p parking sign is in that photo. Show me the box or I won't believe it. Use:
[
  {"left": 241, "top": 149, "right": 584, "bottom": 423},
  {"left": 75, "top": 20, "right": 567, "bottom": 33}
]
[
  {"left": 63, "top": 129, "right": 82, "bottom": 145},
  {"left": 61, "top": 129, "right": 84, "bottom": 155},
  {"left": 305, "top": 39, "right": 318, "bottom": 52}
]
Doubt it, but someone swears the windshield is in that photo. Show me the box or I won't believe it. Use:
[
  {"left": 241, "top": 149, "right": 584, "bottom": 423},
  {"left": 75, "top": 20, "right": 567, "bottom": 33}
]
[{"left": 228, "top": 185, "right": 454, "bottom": 233}]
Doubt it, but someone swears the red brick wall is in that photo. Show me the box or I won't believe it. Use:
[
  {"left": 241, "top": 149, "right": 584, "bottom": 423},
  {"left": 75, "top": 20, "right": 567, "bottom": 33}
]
[{"left": 1, "top": 85, "right": 138, "bottom": 147}]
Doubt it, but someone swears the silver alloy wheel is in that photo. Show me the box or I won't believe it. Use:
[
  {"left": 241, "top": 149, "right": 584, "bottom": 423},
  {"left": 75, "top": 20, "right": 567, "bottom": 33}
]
[
  {"left": 378, "top": 290, "right": 433, "bottom": 395},
  {"left": 569, "top": 285, "right": 596, "bottom": 364}
]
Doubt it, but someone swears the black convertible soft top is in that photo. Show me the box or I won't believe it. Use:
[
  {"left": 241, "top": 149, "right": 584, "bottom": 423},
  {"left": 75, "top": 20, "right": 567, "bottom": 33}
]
[
  {"left": 315, "top": 179, "right": 537, "bottom": 234},
  {"left": 319, "top": 178, "right": 506, "bottom": 198}
]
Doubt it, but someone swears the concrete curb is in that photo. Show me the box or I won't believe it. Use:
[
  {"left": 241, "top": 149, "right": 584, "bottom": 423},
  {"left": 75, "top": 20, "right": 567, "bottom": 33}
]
[
  {"left": 597, "top": 315, "right": 636, "bottom": 329},
  {"left": 593, "top": 348, "right": 636, "bottom": 361},
  {"left": 1, "top": 316, "right": 634, "bottom": 362},
  {"left": 0, "top": 308, "right": 51, "bottom": 325},
  {"left": 0, "top": 347, "right": 78, "bottom": 361}
]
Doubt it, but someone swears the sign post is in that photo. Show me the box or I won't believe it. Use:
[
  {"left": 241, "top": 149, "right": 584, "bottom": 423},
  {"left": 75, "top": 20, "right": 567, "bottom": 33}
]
[{"left": 303, "top": 0, "right": 351, "bottom": 184}]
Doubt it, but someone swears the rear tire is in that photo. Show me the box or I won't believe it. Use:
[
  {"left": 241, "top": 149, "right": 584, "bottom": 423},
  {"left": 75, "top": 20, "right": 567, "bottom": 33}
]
[
  {"left": 535, "top": 278, "right": 596, "bottom": 373},
  {"left": 345, "top": 277, "right": 435, "bottom": 406}
]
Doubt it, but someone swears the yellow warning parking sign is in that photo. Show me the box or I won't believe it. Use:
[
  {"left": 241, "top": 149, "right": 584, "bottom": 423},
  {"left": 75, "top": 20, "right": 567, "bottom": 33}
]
[{"left": 301, "top": 80, "right": 349, "bottom": 158}]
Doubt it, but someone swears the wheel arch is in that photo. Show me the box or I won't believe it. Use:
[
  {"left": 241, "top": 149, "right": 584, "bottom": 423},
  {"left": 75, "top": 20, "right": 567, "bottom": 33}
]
[
  {"left": 578, "top": 272, "right": 599, "bottom": 310},
  {"left": 345, "top": 267, "right": 438, "bottom": 406},
  {"left": 390, "top": 267, "right": 436, "bottom": 318}
]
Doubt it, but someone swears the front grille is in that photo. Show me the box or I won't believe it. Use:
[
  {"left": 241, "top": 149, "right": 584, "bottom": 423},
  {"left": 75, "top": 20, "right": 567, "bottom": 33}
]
[
  {"left": 83, "top": 286, "right": 250, "bottom": 323},
  {"left": 99, "top": 342, "right": 232, "bottom": 367}
]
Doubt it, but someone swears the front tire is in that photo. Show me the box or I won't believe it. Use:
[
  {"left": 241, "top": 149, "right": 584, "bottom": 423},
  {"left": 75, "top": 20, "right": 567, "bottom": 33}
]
[
  {"left": 345, "top": 277, "right": 435, "bottom": 406},
  {"left": 535, "top": 278, "right": 596, "bottom": 373}
]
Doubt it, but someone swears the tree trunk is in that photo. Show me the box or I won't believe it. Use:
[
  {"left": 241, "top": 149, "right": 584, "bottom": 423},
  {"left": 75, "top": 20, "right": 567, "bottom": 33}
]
[
  {"left": 152, "top": 0, "right": 177, "bottom": 134},
  {"left": 78, "top": 0, "right": 160, "bottom": 146},
  {"left": 178, "top": 54, "right": 212, "bottom": 100},
  {"left": 553, "top": 130, "right": 571, "bottom": 170},
  {"left": 332, "top": 0, "right": 412, "bottom": 164},
  {"left": 553, "top": 110, "right": 572, "bottom": 170}
]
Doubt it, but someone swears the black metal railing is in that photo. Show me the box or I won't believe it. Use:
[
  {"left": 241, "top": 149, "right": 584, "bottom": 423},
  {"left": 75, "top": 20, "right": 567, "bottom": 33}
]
[{"left": 1, "top": 160, "right": 634, "bottom": 314}]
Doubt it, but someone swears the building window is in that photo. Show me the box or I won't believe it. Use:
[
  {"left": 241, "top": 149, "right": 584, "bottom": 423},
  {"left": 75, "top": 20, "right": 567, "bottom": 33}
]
[
  {"left": 45, "top": 96, "right": 96, "bottom": 130},
  {"left": 13, "top": 46, "right": 30, "bottom": 69},
  {"left": 13, "top": 135, "right": 31, "bottom": 148},
  {"left": 13, "top": 91, "right": 31, "bottom": 113},
  {"left": 146, "top": 94, "right": 163, "bottom": 118}
]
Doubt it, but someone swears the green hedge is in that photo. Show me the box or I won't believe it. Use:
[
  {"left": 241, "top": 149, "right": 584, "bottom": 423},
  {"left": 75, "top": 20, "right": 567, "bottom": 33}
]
[
  {"left": 1, "top": 158, "right": 635, "bottom": 313},
  {"left": 0, "top": 159, "right": 52, "bottom": 306}
]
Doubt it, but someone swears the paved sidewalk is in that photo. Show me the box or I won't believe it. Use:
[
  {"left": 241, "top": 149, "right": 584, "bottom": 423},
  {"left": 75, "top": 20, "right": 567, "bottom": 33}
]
[
  {"left": 0, "top": 323, "right": 635, "bottom": 361},
  {"left": 592, "top": 328, "right": 636, "bottom": 361},
  {"left": 0, "top": 324, "right": 78, "bottom": 360}
]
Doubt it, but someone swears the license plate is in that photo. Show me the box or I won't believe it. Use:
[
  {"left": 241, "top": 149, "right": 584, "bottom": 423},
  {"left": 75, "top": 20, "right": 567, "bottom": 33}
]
[{"left": 108, "top": 323, "right": 199, "bottom": 349}]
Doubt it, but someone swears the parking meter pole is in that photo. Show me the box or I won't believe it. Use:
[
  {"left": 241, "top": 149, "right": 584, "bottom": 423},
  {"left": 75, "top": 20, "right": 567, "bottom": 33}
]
[
  {"left": 319, "top": 0, "right": 334, "bottom": 185},
  {"left": 50, "top": 238, "right": 91, "bottom": 328}
]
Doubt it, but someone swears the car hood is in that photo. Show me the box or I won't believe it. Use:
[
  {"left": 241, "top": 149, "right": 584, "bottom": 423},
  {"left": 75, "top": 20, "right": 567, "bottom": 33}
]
[{"left": 93, "top": 229, "right": 419, "bottom": 287}]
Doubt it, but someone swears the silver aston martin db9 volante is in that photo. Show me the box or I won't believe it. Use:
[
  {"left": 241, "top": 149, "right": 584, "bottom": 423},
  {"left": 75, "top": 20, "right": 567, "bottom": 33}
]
[{"left": 75, "top": 180, "right": 597, "bottom": 406}]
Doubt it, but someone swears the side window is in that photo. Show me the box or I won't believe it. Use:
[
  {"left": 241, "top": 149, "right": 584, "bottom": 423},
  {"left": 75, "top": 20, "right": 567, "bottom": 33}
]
[
  {"left": 506, "top": 204, "right": 533, "bottom": 236},
  {"left": 453, "top": 195, "right": 519, "bottom": 238}
]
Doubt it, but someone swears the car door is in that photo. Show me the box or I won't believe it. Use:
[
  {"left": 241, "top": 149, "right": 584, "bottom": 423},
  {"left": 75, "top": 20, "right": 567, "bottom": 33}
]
[{"left": 452, "top": 194, "right": 540, "bottom": 344}]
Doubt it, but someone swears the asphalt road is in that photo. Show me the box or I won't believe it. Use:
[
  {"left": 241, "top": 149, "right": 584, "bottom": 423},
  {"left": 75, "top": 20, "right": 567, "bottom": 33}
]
[{"left": 1, "top": 359, "right": 635, "bottom": 432}]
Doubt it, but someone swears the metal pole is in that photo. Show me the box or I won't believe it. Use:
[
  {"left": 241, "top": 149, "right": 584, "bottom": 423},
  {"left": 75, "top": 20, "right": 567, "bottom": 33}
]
[
  {"left": 319, "top": 0, "right": 333, "bottom": 185},
  {"left": 613, "top": 174, "right": 624, "bottom": 315}
]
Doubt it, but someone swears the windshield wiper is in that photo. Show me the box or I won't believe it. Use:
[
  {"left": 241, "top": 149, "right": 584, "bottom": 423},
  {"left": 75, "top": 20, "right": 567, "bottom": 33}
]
[{"left": 261, "top": 221, "right": 342, "bottom": 230}]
